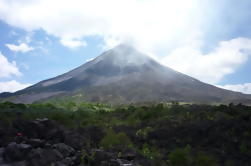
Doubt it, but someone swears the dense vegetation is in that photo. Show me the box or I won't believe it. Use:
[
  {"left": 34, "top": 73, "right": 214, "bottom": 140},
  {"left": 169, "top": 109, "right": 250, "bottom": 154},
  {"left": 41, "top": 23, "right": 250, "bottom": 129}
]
[{"left": 0, "top": 101, "right": 251, "bottom": 166}]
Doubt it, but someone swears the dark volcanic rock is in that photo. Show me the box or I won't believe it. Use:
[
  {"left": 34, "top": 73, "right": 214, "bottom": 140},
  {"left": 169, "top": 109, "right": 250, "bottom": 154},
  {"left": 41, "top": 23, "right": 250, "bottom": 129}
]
[
  {"left": 53, "top": 143, "right": 75, "bottom": 157},
  {"left": 85, "top": 126, "right": 105, "bottom": 145},
  {"left": 27, "top": 148, "right": 63, "bottom": 166},
  {"left": 3, "top": 142, "right": 31, "bottom": 162},
  {"left": 64, "top": 132, "right": 86, "bottom": 150},
  {"left": 0, "top": 118, "right": 154, "bottom": 166},
  {"left": 94, "top": 149, "right": 114, "bottom": 161},
  {"left": 0, "top": 147, "right": 5, "bottom": 165},
  {"left": 90, "top": 149, "right": 115, "bottom": 166},
  {"left": 12, "top": 118, "right": 65, "bottom": 142},
  {"left": 26, "top": 139, "right": 45, "bottom": 148},
  {"left": 119, "top": 148, "right": 139, "bottom": 161}
]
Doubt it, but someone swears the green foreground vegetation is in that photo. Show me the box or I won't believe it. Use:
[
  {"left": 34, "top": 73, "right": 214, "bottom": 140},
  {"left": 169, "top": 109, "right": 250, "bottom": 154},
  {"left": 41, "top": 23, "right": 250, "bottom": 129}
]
[{"left": 0, "top": 101, "right": 251, "bottom": 166}]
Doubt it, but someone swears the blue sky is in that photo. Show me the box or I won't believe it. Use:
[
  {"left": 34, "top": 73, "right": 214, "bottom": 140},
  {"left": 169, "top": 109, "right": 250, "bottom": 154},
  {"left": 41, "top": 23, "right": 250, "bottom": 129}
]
[
  {"left": 0, "top": 21, "right": 103, "bottom": 83},
  {"left": 0, "top": 0, "right": 251, "bottom": 94}
]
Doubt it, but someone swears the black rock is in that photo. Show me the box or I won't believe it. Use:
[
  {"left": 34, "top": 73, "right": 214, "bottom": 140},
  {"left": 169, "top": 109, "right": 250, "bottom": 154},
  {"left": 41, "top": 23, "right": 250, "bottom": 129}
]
[
  {"left": 119, "top": 148, "right": 139, "bottom": 161},
  {"left": 94, "top": 149, "right": 114, "bottom": 161},
  {"left": 26, "top": 139, "right": 44, "bottom": 148},
  {"left": 0, "top": 147, "right": 5, "bottom": 164},
  {"left": 55, "top": 161, "right": 68, "bottom": 166},
  {"left": 3, "top": 142, "right": 31, "bottom": 162},
  {"left": 53, "top": 143, "right": 75, "bottom": 157},
  {"left": 64, "top": 132, "right": 85, "bottom": 150},
  {"left": 117, "top": 159, "right": 134, "bottom": 166},
  {"left": 27, "top": 148, "right": 63, "bottom": 166},
  {"left": 12, "top": 119, "right": 65, "bottom": 143}
]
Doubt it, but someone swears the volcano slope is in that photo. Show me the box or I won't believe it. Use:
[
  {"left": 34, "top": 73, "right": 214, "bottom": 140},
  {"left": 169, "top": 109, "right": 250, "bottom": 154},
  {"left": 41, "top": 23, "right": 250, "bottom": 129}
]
[{"left": 1, "top": 44, "right": 251, "bottom": 104}]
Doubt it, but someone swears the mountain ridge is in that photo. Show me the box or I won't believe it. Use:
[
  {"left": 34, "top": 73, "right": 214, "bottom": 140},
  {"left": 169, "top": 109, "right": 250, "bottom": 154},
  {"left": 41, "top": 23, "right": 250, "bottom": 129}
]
[{"left": 1, "top": 44, "right": 251, "bottom": 104}]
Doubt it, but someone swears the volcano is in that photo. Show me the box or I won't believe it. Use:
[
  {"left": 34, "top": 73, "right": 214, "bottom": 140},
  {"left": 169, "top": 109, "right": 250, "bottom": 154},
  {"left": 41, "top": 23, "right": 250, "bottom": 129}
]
[{"left": 1, "top": 44, "right": 251, "bottom": 104}]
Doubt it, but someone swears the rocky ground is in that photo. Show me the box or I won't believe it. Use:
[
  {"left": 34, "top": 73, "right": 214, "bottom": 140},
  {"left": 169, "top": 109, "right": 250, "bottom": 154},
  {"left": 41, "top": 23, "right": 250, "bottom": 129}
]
[
  {"left": 1, "top": 103, "right": 251, "bottom": 166},
  {"left": 0, "top": 118, "right": 149, "bottom": 166}
]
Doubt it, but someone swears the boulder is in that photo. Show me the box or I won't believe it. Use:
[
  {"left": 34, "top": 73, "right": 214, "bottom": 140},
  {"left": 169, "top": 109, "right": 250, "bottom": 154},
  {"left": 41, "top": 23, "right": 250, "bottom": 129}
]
[
  {"left": 53, "top": 143, "right": 75, "bottom": 157},
  {"left": 27, "top": 148, "right": 63, "bottom": 166},
  {"left": 90, "top": 149, "right": 117, "bottom": 166},
  {"left": 117, "top": 159, "right": 134, "bottom": 166},
  {"left": 0, "top": 147, "right": 5, "bottom": 164},
  {"left": 93, "top": 149, "right": 114, "bottom": 161},
  {"left": 64, "top": 132, "right": 85, "bottom": 150},
  {"left": 119, "top": 148, "right": 139, "bottom": 161},
  {"left": 9, "top": 161, "right": 27, "bottom": 166},
  {"left": 3, "top": 142, "right": 31, "bottom": 162},
  {"left": 12, "top": 119, "right": 65, "bottom": 142},
  {"left": 26, "top": 139, "right": 44, "bottom": 148},
  {"left": 0, "top": 160, "right": 27, "bottom": 166},
  {"left": 61, "top": 157, "right": 73, "bottom": 165},
  {"left": 55, "top": 161, "right": 68, "bottom": 166},
  {"left": 86, "top": 126, "right": 105, "bottom": 145}
]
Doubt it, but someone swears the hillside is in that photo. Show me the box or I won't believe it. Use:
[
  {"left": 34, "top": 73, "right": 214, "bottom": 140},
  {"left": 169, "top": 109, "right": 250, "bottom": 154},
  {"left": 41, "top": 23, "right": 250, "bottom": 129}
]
[{"left": 1, "top": 44, "right": 251, "bottom": 104}]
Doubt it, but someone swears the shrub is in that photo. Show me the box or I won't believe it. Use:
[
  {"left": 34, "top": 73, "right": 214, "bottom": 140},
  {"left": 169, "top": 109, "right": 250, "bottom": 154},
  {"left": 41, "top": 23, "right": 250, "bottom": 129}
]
[
  {"left": 168, "top": 146, "right": 192, "bottom": 166},
  {"left": 195, "top": 152, "right": 218, "bottom": 166},
  {"left": 141, "top": 143, "right": 162, "bottom": 161},
  {"left": 100, "top": 128, "right": 132, "bottom": 149},
  {"left": 239, "top": 142, "right": 250, "bottom": 155},
  {"left": 136, "top": 127, "right": 153, "bottom": 139}
]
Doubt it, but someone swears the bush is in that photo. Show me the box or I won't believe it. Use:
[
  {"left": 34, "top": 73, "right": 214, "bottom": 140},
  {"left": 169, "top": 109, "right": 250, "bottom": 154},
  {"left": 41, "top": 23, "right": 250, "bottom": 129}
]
[
  {"left": 136, "top": 127, "right": 153, "bottom": 139},
  {"left": 100, "top": 128, "right": 132, "bottom": 149},
  {"left": 168, "top": 146, "right": 192, "bottom": 166},
  {"left": 195, "top": 152, "right": 218, "bottom": 166},
  {"left": 141, "top": 143, "right": 162, "bottom": 161}
]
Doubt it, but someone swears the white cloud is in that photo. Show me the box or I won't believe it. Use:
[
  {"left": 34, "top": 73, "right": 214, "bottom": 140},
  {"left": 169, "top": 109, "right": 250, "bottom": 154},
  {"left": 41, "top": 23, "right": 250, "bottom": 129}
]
[
  {"left": 0, "top": 0, "right": 201, "bottom": 50},
  {"left": 60, "top": 38, "right": 87, "bottom": 49},
  {"left": 0, "top": 0, "right": 251, "bottom": 84},
  {"left": 160, "top": 38, "right": 251, "bottom": 84},
  {"left": 0, "top": 52, "right": 21, "bottom": 78},
  {"left": 0, "top": 80, "right": 31, "bottom": 93},
  {"left": 218, "top": 83, "right": 251, "bottom": 94},
  {"left": 6, "top": 43, "right": 34, "bottom": 53}
]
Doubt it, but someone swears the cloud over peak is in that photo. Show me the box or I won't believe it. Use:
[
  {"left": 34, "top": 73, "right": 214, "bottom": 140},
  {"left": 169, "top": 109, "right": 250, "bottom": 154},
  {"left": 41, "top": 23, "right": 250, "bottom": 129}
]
[
  {"left": 0, "top": 0, "right": 251, "bottom": 86},
  {"left": 0, "top": 0, "right": 200, "bottom": 49}
]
